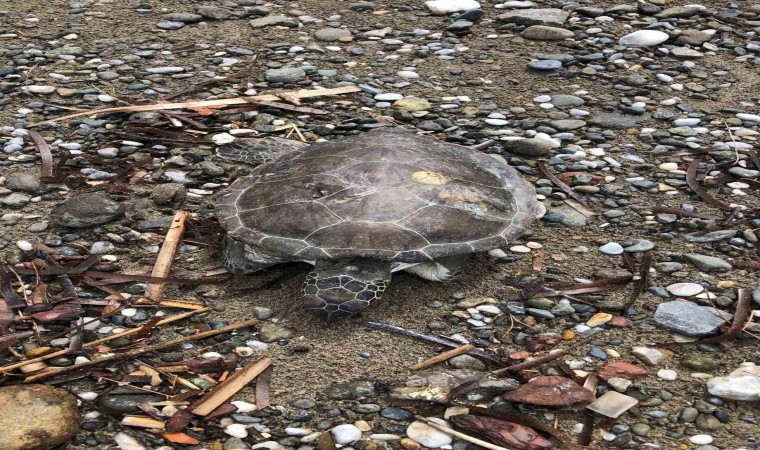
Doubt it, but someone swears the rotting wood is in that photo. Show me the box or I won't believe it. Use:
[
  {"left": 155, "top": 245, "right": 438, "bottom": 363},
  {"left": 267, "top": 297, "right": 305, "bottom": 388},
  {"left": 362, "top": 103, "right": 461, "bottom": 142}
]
[
  {"left": 22, "top": 318, "right": 257, "bottom": 382},
  {"left": 409, "top": 344, "right": 475, "bottom": 371},
  {"left": 537, "top": 161, "right": 589, "bottom": 205},
  {"left": 623, "top": 251, "right": 652, "bottom": 311},
  {"left": 121, "top": 415, "right": 165, "bottom": 429},
  {"left": 0, "top": 307, "right": 209, "bottom": 373},
  {"left": 254, "top": 364, "right": 273, "bottom": 410},
  {"left": 470, "top": 407, "right": 602, "bottom": 450},
  {"left": 28, "top": 130, "right": 54, "bottom": 179},
  {"left": 448, "top": 338, "right": 593, "bottom": 400},
  {"left": 686, "top": 158, "right": 731, "bottom": 210},
  {"left": 30, "top": 86, "right": 361, "bottom": 126},
  {"left": 190, "top": 357, "right": 272, "bottom": 416},
  {"left": 143, "top": 211, "right": 190, "bottom": 303},
  {"left": 414, "top": 416, "right": 517, "bottom": 450},
  {"left": 9, "top": 265, "right": 227, "bottom": 285}
]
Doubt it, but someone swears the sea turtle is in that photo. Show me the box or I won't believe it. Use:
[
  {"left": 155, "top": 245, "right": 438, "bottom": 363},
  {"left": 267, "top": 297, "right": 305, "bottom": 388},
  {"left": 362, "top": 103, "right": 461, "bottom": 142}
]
[{"left": 215, "top": 127, "right": 543, "bottom": 319}]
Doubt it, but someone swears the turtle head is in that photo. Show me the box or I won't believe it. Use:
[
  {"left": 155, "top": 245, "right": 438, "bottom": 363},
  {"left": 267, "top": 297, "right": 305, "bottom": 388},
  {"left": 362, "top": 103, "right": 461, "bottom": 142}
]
[{"left": 302, "top": 258, "right": 392, "bottom": 320}]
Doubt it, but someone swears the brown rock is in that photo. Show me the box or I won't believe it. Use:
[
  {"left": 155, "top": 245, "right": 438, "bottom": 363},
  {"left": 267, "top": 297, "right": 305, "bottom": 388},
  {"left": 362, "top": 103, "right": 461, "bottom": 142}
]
[
  {"left": 501, "top": 376, "right": 594, "bottom": 406},
  {"left": 598, "top": 361, "right": 648, "bottom": 380},
  {"left": 0, "top": 385, "right": 80, "bottom": 450}
]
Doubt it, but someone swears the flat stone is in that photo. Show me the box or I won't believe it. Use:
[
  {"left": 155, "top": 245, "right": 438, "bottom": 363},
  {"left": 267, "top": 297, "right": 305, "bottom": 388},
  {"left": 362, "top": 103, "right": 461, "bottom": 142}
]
[
  {"left": 586, "top": 391, "right": 638, "bottom": 418},
  {"left": 619, "top": 30, "right": 669, "bottom": 47},
  {"left": 653, "top": 301, "right": 728, "bottom": 336},
  {"left": 521, "top": 25, "right": 573, "bottom": 40},
  {"left": 163, "top": 12, "right": 203, "bottom": 22},
  {"left": 249, "top": 15, "right": 298, "bottom": 28},
  {"left": 197, "top": 6, "right": 233, "bottom": 19},
  {"left": 528, "top": 59, "right": 562, "bottom": 70},
  {"left": 498, "top": 8, "right": 569, "bottom": 26},
  {"left": 0, "top": 385, "right": 79, "bottom": 450},
  {"left": 706, "top": 363, "right": 760, "bottom": 401},
  {"left": 671, "top": 47, "right": 704, "bottom": 58},
  {"left": 599, "top": 242, "right": 623, "bottom": 255},
  {"left": 665, "top": 282, "right": 704, "bottom": 297},
  {"left": 426, "top": 0, "right": 480, "bottom": 14},
  {"left": 587, "top": 112, "right": 647, "bottom": 129},
  {"left": 265, "top": 68, "right": 306, "bottom": 83},
  {"left": 503, "top": 138, "right": 552, "bottom": 156},
  {"left": 684, "top": 254, "right": 732, "bottom": 273},
  {"left": 632, "top": 347, "right": 664, "bottom": 365},
  {"left": 51, "top": 192, "right": 124, "bottom": 228},
  {"left": 393, "top": 98, "right": 431, "bottom": 112},
  {"left": 314, "top": 28, "right": 352, "bottom": 41},
  {"left": 4, "top": 172, "right": 45, "bottom": 193}
]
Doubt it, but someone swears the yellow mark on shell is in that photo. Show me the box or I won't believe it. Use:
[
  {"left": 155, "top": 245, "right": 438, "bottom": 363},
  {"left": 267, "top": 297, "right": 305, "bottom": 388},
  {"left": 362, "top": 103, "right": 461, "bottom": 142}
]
[{"left": 412, "top": 171, "right": 448, "bottom": 185}]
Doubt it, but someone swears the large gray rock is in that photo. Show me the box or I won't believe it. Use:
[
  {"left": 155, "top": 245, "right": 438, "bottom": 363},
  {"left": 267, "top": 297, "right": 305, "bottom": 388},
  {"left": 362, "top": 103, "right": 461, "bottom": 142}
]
[
  {"left": 653, "top": 301, "right": 728, "bottom": 336},
  {"left": 51, "top": 192, "right": 124, "bottom": 228},
  {"left": 0, "top": 385, "right": 80, "bottom": 450},
  {"left": 498, "top": 8, "right": 569, "bottom": 26}
]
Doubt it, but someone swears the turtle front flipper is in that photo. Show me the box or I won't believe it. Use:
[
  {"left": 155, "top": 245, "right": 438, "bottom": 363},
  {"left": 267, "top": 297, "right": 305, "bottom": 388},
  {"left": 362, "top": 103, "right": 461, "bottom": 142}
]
[
  {"left": 403, "top": 255, "right": 467, "bottom": 281},
  {"left": 302, "top": 258, "right": 392, "bottom": 320},
  {"left": 222, "top": 236, "right": 285, "bottom": 275},
  {"left": 216, "top": 137, "right": 310, "bottom": 165}
]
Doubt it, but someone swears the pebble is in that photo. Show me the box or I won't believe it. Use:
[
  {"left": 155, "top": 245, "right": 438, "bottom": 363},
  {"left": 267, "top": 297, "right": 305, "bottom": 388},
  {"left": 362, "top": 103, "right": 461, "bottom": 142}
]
[
  {"left": 225, "top": 423, "right": 249, "bottom": 438},
  {"left": 406, "top": 419, "right": 453, "bottom": 448},
  {"left": 619, "top": 30, "right": 670, "bottom": 47},
  {"left": 331, "top": 424, "right": 362, "bottom": 444},
  {"left": 599, "top": 242, "right": 624, "bottom": 255},
  {"left": 665, "top": 283, "right": 704, "bottom": 297},
  {"left": 0, "top": 385, "right": 80, "bottom": 450}
]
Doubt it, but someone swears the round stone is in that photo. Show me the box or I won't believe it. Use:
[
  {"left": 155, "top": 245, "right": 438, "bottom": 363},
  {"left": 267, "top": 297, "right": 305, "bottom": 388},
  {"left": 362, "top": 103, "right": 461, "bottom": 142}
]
[
  {"left": 657, "top": 369, "right": 678, "bottom": 381},
  {"left": 0, "top": 385, "right": 80, "bottom": 450},
  {"left": 331, "top": 424, "right": 362, "bottom": 444},
  {"left": 689, "top": 435, "right": 714, "bottom": 445}
]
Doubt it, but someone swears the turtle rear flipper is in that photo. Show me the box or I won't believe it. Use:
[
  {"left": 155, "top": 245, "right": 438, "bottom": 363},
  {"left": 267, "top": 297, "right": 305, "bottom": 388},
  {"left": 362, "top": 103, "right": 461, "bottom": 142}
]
[{"left": 216, "top": 137, "right": 309, "bottom": 165}]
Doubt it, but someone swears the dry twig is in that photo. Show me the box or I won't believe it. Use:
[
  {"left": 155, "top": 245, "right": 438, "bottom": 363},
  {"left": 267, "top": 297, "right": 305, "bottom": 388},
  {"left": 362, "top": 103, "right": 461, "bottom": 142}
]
[{"left": 143, "top": 211, "right": 190, "bottom": 303}]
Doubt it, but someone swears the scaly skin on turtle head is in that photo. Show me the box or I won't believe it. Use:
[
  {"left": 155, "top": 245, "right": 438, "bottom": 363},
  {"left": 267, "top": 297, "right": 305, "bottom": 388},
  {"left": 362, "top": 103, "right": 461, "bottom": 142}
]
[{"left": 302, "top": 258, "right": 392, "bottom": 320}]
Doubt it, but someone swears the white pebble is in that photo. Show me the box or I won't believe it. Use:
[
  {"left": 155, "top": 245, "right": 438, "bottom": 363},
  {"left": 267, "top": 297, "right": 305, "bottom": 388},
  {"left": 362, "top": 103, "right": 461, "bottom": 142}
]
[
  {"left": 657, "top": 369, "right": 678, "bottom": 381},
  {"left": 231, "top": 400, "right": 257, "bottom": 412},
  {"left": 331, "top": 424, "right": 362, "bottom": 444},
  {"left": 689, "top": 435, "right": 714, "bottom": 445},
  {"left": 16, "top": 240, "right": 33, "bottom": 251},
  {"left": 114, "top": 432, "right": 146, "bottom": 450},
  {"left": 406, "top": 419, "right": 453, "bottom": 448},
  {"left": 78, "top": 391, "right": 98, "bottom": 400},
  {"left": 225, "top": 423, "right": 249, "bottom": 438}
]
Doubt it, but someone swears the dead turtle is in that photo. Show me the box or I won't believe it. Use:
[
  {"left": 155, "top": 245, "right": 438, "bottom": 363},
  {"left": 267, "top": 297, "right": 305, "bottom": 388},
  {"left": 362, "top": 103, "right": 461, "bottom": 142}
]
[{"left": 215, "top": 127, "right": 543, "bottom": 319}]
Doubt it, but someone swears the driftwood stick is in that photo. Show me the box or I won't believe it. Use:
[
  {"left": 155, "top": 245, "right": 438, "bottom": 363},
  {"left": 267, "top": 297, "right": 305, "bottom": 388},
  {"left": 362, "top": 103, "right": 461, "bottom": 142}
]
[
  {"left": 191, "top": 357, "right": 272, "bottom": 416},
  {"left": 409, "top": 344, "right": 475, "bottom": 370},
  {"left": 23, "top": 318, "right": 257, "bottom": 382},
  {"left": 30, "top": 86, "right": 361, "bottom": 126},
  {"left": 0, "top": 307, "right": 210, "bottom": 373},
  {"left": 143, "top": 211, "right": 190, "bottom": 303},
  {"left": 361, "top": 321, "right": 501, "bottom": 364}
]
